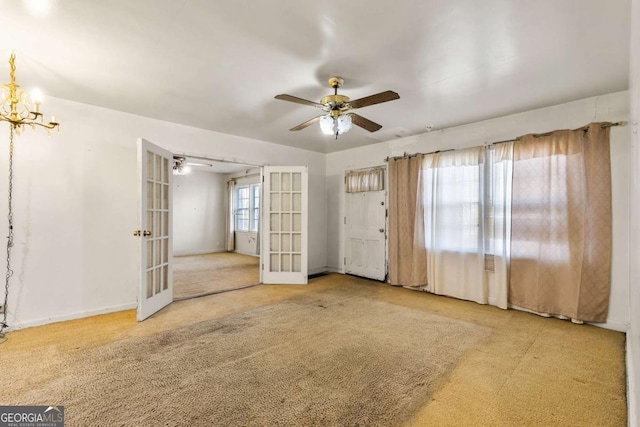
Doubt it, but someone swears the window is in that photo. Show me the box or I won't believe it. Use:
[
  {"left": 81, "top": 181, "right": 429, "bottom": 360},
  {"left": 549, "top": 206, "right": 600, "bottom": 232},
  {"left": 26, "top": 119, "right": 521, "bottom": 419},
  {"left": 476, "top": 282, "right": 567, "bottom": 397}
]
[
  {"left": 235, "top": 184, "right": 260, "bottom": 232},
  {"left": 422, "top": 150, "right": 483, "bottom": 253}
]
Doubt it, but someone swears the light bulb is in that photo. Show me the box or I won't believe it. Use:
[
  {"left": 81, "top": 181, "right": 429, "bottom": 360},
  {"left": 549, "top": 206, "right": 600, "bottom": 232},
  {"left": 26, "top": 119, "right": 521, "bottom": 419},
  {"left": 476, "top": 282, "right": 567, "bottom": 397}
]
[
  {"left": 31, "top": 88, "right": 43, "bottom": 113},
  {"left": 319, "top": 115, "right": 335, "bottom": 135},
  {"left": 31, "top": 88, "right": 43, "bottom": 104}
]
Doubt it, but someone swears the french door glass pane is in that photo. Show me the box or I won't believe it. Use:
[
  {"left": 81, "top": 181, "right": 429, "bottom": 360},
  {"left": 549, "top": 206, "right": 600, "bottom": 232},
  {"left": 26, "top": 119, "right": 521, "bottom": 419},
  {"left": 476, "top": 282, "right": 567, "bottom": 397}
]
[
  {"left": 292, "top": 193, "right": 301, "bottom": 211},
  {"left": 146, "top": 270, "right": 153, "bottom": 298},
  {"left": 293, "top": 234, "right": 301, "bottom": 252},
  {"left": 270, "top": 254, "right": 279, "bottom": 272},
  {"left": 270, "top": 173, "right": 280, "bottom": 191},
  {"left": 292, "top": 254, "right": 301, "bottom": 272},
  {"left": 270, "top": 193, "right": 280, "bottom": 211},
  {"left": 282, "top": 192, "right": 291, "bottom": 211},
  {"left": 270, "top": 233, "right": 279, "bottom": 251},
  {"left": 282, "top": 173, "right": 291, "bottom": 191},
  {"left": 292, "top": 173, "right": 301, "bottom": 191},
  {"left": 162, "top": 265, "right": 168, "bottom": 291}
]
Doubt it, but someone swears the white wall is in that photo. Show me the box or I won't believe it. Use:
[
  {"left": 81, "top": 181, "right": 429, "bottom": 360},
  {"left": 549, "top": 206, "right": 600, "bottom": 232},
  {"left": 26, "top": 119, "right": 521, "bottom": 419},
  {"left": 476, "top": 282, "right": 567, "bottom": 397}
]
[
  {"left": 1, "top": 96, "right": 326, "bottom": 329},
  {"left": 327, "top": 91, "right": 630, "bottom": 332},
  {"left": 173, "top": 171, "right": 226, "bottom": 256},
  {"left": 627, "top": 0, "right": 640, "bottom": 424}
]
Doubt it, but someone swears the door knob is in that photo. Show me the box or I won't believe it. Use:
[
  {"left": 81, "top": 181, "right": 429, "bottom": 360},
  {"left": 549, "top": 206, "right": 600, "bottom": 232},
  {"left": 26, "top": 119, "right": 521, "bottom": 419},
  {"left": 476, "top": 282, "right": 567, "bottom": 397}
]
[
  {"left": 379, "top": 228, "right": 385, "bottom": 233},
  {"left": 143, "top": 230, "right": 152, "bottom": 237},
  {"left": 133, "top": 230, "right": 141, "bottom": 236}
]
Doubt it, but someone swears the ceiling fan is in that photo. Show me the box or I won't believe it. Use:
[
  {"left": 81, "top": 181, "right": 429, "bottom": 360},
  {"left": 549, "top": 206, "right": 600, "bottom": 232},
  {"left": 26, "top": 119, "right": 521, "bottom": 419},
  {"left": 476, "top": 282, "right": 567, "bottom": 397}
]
[{"left": 275, "top": 77, "right": 400, "bottom": 138}]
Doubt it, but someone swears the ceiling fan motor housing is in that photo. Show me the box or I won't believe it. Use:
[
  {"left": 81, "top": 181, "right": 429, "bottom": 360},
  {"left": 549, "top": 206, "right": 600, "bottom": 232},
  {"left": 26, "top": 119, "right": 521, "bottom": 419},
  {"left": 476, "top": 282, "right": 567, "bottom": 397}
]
[{"left": 320, "top": 94, "right": 351, "bottom": 117}]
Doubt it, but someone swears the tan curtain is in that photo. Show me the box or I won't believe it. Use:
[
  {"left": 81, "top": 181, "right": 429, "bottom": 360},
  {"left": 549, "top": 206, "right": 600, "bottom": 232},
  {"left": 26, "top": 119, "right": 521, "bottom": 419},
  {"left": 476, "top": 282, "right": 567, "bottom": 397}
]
[
  {"left": 345, "top": 167, "right": 385, "bottom": 192},
  {"left": 509, "top": 123, "right": 612, "bottom": 322},
  {"left": 388, "top": 155, "right": 427, "bottom": 286}
]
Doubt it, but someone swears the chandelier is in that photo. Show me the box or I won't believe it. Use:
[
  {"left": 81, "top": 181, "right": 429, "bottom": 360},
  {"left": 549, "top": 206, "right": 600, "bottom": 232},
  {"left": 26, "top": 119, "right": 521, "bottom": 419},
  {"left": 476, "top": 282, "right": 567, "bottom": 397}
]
[
  {"left": 0, "top": 53, "right": 59, "bottom": 132},
  {"left": 0, "top": 52, "right": 59, "bottom": 340}
]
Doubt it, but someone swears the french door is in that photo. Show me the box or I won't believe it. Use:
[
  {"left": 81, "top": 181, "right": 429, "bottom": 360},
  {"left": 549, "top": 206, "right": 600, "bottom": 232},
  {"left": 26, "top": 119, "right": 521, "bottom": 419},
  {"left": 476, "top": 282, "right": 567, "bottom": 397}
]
[
  {"left": 261, "top": 166, "right": 308, "bottom": 284},
  {"left": 136, "top": 138, "right": 173, "bottom": 321}
]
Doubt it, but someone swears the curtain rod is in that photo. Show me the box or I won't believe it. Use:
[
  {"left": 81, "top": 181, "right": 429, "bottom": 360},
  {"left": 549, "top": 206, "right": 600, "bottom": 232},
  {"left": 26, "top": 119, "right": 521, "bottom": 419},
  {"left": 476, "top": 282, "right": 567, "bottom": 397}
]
[
  {"left": 491, "top": 121, "right": 625, "bottom": 145},
  {"left": 228, "top": 173, "right": 261, "bottom": 182},
  {"left": 346, "top": 165, "right": 387, "bottom": 173},
  {"left": 384, "top": 121, "right": 624, "bottom": 161}
]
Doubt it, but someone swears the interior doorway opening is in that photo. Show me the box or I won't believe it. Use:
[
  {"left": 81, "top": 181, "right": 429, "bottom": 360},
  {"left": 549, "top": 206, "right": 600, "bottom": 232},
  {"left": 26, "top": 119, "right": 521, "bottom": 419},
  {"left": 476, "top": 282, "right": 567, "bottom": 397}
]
[{"left": 172, "top": 155, "right": 262, "bottom": 301}]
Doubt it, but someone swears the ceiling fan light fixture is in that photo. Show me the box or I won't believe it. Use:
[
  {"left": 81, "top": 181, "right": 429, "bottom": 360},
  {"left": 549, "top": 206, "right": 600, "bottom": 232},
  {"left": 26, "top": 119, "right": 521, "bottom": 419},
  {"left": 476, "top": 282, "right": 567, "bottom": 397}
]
[
  {"left": 337, "top": 114, "right": 352, "bottom": 134},
  {"left": 319, "top": 115, "right": 335, "bottom": 135},
  {"left": 173, "top": 157, "right": 191, "bottom": 175}
]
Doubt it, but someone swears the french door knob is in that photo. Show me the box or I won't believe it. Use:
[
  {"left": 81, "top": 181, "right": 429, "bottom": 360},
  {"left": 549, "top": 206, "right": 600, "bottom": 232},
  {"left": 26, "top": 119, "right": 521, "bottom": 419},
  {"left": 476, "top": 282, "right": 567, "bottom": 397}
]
[
  {"left": 143, "top": 230, "right": 152, "bottom": 237},
  {"left": 379, "top": 228, "right": 385, "bottom": 233}
]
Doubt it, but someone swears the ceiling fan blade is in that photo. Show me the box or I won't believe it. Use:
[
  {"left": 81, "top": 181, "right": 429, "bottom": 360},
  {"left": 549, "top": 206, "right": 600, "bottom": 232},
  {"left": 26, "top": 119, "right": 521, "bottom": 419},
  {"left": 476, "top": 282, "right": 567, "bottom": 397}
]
[
  {"left": 348, "top": 90, "right": 400, "bottom": 109},
  {"left": 350, "top": 114, "right": 383, "bottom": 132},
  {"left": 275, "top": 94, "right": 324, "bottom": 109},
  {"left": 290, "top": 115, "right": 323, "bottom": 131}
]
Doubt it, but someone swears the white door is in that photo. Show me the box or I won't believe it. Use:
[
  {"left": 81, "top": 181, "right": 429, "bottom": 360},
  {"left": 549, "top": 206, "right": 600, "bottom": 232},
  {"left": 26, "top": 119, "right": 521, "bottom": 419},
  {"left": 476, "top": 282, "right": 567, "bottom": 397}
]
[
  {"left": 136, "top": 138, "right": 173, "bottom": 321},
  {"left": 261, "top": 166, "right": 308, "bottom": 284},
  {"left": 345, "top": 190, "right": 387, "bottom": 281}
]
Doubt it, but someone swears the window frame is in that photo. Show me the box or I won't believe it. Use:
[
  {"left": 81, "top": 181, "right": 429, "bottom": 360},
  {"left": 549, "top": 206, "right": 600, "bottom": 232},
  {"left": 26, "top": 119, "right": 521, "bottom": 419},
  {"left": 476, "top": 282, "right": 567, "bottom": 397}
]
[{"left": 235, "top": 183, "right": 260, "bottom": 233}]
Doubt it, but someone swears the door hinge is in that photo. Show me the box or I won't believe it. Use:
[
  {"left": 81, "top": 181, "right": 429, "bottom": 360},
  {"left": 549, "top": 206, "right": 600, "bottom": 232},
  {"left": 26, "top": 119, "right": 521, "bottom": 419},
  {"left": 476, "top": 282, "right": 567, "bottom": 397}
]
[
  {"left": 386, "top": 209, "right": 388, "bottom": 218},
  {"left": 262, "top": 263, "right": 264, "bottom": 270},
  {"left": 344, "top": 216, "right": 346, "bottom": 225},
  {"left": 344, "top": 257, "right": 346, "bottom": 266}
]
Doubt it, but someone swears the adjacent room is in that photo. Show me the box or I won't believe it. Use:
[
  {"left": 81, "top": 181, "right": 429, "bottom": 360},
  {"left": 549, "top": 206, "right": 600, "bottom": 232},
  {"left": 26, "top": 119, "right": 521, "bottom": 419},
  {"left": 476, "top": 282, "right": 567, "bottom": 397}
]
[
  {"left": 0, "top": 1, "right": 639, "bottom": 425},
  {"left": 172, "top": 157, "right": 261, "bottom": 300}
]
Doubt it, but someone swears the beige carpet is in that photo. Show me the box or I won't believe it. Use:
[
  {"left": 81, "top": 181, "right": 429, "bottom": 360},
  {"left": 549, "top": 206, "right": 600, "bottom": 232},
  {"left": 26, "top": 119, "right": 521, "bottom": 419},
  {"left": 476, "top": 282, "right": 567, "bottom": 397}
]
[
  {"left": 173, "top": 252, "right": 259, "bottom": 300},
  {"left": 0, "top": 274, "right": 627, "bottom": 426},
  {"left": 2, "top": 284, "right": 488, "bottom": 426}
]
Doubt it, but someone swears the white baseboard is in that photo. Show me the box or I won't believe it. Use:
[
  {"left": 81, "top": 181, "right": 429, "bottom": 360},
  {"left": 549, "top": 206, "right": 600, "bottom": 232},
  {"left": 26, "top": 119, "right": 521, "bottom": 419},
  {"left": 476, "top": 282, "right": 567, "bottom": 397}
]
[
  {"left": 173, "top": 249, "right": 226, "bottom": 257},
  {"left": 234, "top": 251, "right": 259, "bottom": 257},
  {"left": 588, "top": 319, "right": 629, "bottom": 333},
  {"left": 8, "top": 302, "right": 137, "bottom": 331},
  {"left": 325, "top": 267, "right": 344, "bottom": 274}
]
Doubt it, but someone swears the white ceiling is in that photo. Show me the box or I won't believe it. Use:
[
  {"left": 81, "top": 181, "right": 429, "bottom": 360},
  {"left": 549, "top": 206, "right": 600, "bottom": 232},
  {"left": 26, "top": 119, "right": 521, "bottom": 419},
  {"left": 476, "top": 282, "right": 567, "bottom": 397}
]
[{"left": 0, "top": 0, "right": 630, "bottom": 153}]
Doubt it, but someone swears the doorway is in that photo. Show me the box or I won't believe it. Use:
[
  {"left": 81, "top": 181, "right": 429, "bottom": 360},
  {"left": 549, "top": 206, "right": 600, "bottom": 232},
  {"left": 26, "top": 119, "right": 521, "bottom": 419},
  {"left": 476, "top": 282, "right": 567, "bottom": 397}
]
[
  {"left": 172, "top": 156, "right": 261, "bottom": 300},
  {"left": 344, "top": 166, "right": 387, "bottom": 282}
]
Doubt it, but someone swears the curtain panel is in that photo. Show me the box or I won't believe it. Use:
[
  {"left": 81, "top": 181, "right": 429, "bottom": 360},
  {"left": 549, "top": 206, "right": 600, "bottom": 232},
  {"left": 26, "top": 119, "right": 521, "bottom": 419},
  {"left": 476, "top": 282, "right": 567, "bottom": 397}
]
[
  {"left": 345, "top": 167, "right": 385, "bottom": 193},
  {"left": 388, "top": 155, "right": 427, "bottom": 287},
  {"left": 422, "top": 147, "right": 491, "bottom": 305},
  {"left": 509, "top": 123, "right": 612, "bottom": 322},
  {"left": 488, "top": 143, "right": 514, "bottom": 309},
  {"left": 225, "top": 180, "right": 235, "bottom": 251}
]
